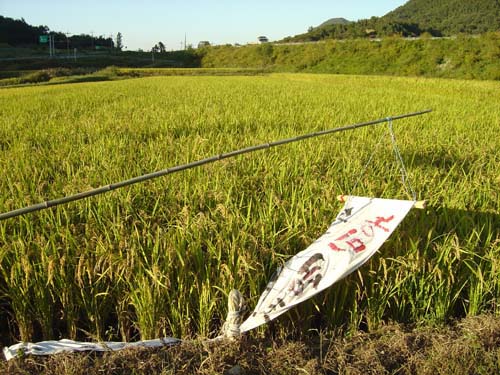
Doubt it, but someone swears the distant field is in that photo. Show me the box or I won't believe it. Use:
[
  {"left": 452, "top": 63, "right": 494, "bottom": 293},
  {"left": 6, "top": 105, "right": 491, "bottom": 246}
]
[
  {"left": 116, "top": 67, "right": 266, "bottom": 76},
  {"left": 0, "top": 67, "right": 267, "bottom": 88},
  {"left": 0, "top": 73, "right": 498, "bottom": 346}
]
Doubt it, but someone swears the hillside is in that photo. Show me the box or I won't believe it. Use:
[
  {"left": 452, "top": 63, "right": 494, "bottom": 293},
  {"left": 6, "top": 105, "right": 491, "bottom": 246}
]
[
  {"left": 283, "top": 0, "right": 500, "bottom": 41},
  {"left": 385, "top": 0, "right": 500, "bottom": 35},
  {"left": 201, "top": 34, "right": 500, "bottom": 81}
]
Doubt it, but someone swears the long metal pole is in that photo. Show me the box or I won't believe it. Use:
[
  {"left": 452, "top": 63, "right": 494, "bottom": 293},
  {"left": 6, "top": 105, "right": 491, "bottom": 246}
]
[{"left": 0, "top": 110, "right": 431, "bottom": 221}]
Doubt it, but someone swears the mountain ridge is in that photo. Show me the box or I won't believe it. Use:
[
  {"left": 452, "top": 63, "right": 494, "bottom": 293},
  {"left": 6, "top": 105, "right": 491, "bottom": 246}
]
[
  {"left": 317, "top": 18, "right": 352, "bottom": 28},
  {"left": 284, "top": 0, "right": 500, "bottom": 42}
]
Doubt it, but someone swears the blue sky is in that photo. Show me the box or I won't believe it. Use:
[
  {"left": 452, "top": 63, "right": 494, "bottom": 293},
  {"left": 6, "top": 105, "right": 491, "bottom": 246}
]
[{"left": 1, "top": 1, "right": 408, "bottom": 50}]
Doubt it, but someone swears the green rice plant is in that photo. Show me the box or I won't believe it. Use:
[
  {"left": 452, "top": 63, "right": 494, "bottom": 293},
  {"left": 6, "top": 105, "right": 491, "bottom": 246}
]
[
  {"left": 0, "top": 239, "right": 35, "bottom": 341},
  {"left": 0, "top": 73, "right": 498, "bottom": 344}
]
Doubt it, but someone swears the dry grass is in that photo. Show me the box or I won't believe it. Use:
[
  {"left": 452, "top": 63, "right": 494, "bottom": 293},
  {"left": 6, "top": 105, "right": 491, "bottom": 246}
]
[{"left": 2, "top": 314, "right": 499, "bottom": 375}]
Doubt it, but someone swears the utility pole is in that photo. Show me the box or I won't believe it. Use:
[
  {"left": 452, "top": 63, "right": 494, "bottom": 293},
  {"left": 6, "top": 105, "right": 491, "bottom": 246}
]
[
  {"left": 184, "top": 33, "right": 187, "bottom": 50},
  {"left": 66, "top": 32, "right": 71, "bottom": 58},
  {"left": 49, "top": 33, "right": 54, "bottom": 57}
]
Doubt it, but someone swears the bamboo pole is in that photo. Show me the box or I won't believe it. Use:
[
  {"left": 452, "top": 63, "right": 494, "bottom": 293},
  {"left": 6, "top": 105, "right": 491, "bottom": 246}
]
[
  {"left": 0, "top": 110, "right": 431, "bottom": 221},
  {"left": 336, "top": 195, "right": 427, "bottom": 209}
]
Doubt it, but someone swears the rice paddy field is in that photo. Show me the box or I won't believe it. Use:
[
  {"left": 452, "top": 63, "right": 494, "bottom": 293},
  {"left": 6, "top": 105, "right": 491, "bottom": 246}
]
[{"left": 0, "top": 73, "right": 499, "bottom": 353}]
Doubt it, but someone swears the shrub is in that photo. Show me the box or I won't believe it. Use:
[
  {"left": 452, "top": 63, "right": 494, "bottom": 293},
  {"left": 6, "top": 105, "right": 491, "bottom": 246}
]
[{"left": 18, "top": 70, "right": 51, "bottom": 84}]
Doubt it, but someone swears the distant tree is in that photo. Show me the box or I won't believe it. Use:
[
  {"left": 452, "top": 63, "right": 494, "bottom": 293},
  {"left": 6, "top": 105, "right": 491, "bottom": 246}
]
[
  {"left": 68, "top": 33, "right": 96, "bottom": 49},
  {"left": 93, "top": 35, "right": 113, "bottom": 50},
  {"left": 157, "top": 41, "right": 166, "bottom": 53},
  {"left": 0, "top": 15, "right": 49, "bottom": 45},
  {"left": 116, "top": 32, "right": 123, "bottom": 51},
  {"left": 198, "top": 40, "right": 210, "bottom": 48}
]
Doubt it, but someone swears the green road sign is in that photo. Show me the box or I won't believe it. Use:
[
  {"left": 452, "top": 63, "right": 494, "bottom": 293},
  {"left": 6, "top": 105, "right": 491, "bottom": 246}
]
[{"left": 39, "top": 35, "right": 49, "bottom": 43}]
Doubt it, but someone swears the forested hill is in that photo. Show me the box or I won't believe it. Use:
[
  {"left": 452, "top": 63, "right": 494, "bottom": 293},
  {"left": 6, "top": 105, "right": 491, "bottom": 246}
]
[
  {"left": 283, "top": 0, "right": 500, "bottom": 42},
  {"left": 385, "top": 0, "right": 500, "bottom": 35}
]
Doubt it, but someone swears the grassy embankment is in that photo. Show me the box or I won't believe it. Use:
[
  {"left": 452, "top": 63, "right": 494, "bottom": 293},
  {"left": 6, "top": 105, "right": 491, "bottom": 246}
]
[{"left": 201, "top": 33, "right": 500, "bottom": 80}]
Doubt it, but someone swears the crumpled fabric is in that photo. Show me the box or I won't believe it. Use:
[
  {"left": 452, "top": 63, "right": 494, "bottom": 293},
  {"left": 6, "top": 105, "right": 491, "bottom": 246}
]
[{"left": 4, "top": 337, "right": 180, "bottom": 360}]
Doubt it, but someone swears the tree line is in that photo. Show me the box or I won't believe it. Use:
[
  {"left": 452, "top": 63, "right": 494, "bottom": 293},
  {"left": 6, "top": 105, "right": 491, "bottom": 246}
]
[{"left": 0, "top": 15, "right": 122, "bottom": 50}]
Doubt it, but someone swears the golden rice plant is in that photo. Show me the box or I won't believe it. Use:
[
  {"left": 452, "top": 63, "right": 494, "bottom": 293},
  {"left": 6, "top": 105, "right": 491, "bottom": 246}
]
[{"left": 0, "top": 73, "right": 498, "bottom": 344}]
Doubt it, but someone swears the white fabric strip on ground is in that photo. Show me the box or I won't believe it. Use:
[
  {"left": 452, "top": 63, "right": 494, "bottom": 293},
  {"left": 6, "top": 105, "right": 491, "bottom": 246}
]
[{"left": 3, "top": 337, "right": 181, "bottom": 361}]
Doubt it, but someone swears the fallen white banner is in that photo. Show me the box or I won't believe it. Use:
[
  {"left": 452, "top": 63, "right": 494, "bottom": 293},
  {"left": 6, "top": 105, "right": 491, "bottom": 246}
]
[
  {"left": 3, "top": 337, "right": 180, "bottom": 361},
  {"left": 240, "top": 196, "right": 415, "bottom": 332}
]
